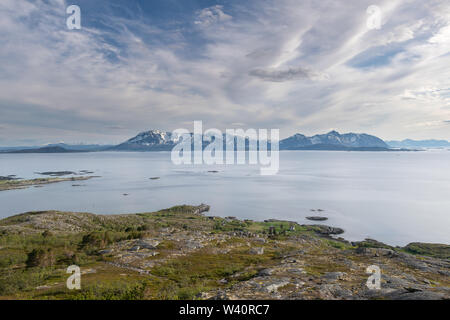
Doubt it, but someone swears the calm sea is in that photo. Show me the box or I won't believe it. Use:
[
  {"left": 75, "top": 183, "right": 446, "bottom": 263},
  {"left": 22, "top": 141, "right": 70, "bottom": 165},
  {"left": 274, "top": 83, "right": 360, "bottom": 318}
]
[{"left": 1, "top": 150, "right": 449, "bottom": 246}]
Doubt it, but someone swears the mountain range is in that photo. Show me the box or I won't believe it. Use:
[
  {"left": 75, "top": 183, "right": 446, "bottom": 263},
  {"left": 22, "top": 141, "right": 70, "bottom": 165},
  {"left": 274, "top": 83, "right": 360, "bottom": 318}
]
[
  {"left": 108, "top": 129, "right": 391, "bottom": 151},
  {"left": 386, "top": 139, "right": 450, "bottom": 149},
  {"left": 4, "top": 130, "right": 444, "bottom": 153},
  {"left": 279, "top": 130, "right": 389, "bottom": 150}
]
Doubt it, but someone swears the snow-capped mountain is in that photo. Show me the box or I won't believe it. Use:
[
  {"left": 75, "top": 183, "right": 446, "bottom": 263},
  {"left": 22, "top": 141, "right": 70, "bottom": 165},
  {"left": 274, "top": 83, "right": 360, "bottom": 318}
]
[
  {"left": 280, "top": 130, "right": 388, "bottom": 150},
  {"left": 110, "top": 130, "right": 178, "bottom": 151},
  {"left": 126, "top": 130, "right": 173, "bottom": 145},
  {"left": 110, "top": 129, "right": 389, "bottom": 151}
]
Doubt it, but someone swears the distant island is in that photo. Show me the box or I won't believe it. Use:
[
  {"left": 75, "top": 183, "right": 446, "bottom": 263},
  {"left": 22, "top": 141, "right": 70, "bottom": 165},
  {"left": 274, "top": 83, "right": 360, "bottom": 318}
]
[
  {"left": 1, "top": 130, "right": 420, "bottom": 153},
  {"left": 0, "top": 143, "right": 113, "bottom": 153},
  {"left": 5, "top": 146, "right": 82, "bottom": 153},
  {"left": 387, "top": 139, "right": 450, "bottom": 149},
  {"left": 279, "top": 131, "right": 391, "bottom": 151}
]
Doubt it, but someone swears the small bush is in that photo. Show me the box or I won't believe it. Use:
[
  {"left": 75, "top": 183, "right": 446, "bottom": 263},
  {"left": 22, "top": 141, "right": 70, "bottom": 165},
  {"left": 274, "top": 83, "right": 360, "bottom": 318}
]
[
  {"left": 26, "top": 248, "right": 55, "bottom": 268},
  {"left": 42, "top": 230, "right": 53, "bottom": 238},
  {"left": 80, "top": 232, "right": 112, "bottom": 249}
]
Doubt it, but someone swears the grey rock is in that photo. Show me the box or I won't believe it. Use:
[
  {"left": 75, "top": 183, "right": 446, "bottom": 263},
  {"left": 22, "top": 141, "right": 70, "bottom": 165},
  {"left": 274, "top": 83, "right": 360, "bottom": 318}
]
[
  {"left": 382, "top": 275, "right": 418, "bottom": 290},
  {"left": 377, "top": 248, "right": 396, "bottom": 257},
  {"left": 258, "top": 268, "right": 274, "bottom": 276},
  {"left": 264, "top": 279, "right": 290, "bottom": 293},
  {"left": 98, "top": 249, "right": 113, "bottom": 255},
  {"left": 306, "top": 216, "right": 328, "bottom": 221},
  {"left": 383, "top": 289, "right": 446, "bottom": 300},
  {"left": 438, "top": 270, "right": 450, "bottom": 277},
  {"left": 355, "top": 247, "right": 369, "bottom": 255},
  {"left": 311, "top": 225, "right": 344, "bottom": 235},
  {"left": 210, "top": 290, "right": 229, "bottom": 300},
  {"left": 287, "top": 268, "right": 306, "bottom": 275},
  {"left": 185, "top": 240, "right": 203, "bottom": 250},
  {"left": 81, "top": 268, "right": 96, "bottom": 275},
  {"left": 253, "top": 237, "right": 266, "bottom": 244},
  {"left": 193, "top": 204, "right": 210, "bottom": 215},
  {"left": 250, "top": 247, "right": 264, "bottom": 255},
  {"left": 319, "top": 284, "right": 354, "bottom": 300},
  {"left": 135, "top": 239, "right": 160, "bottom": 249},
  {"left": 135, "top": 252, "right": 159, "bottom": 258},
  {"left": 322, "top": 272, "right": 346, "bottom": 281},
  {"left": 36, "top": 285, "right": 52, "bottom": 290}
]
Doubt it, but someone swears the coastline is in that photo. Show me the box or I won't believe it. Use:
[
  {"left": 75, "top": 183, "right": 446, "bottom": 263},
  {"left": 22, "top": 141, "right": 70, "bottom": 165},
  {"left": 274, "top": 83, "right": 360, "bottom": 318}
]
[{"left": 0, "top": 176, "right": 97, "bottom": 191}]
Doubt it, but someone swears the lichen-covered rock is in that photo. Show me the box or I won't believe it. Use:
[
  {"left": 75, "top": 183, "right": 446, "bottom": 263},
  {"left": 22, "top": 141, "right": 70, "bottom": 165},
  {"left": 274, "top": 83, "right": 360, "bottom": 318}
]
[
  {"left": 134, "top": 239, "right": 160, "bottom": 249},
  {"left": 322, "top": 272, "right": 346, "bottom": 281},
  {"left": 250, "top": 247, "right": 264, "bottom": 255}
]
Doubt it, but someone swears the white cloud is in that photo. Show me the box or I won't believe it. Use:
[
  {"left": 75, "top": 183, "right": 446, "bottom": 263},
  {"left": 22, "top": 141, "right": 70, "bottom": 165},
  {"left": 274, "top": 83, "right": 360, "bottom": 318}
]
[
  {"left": 194, "top": 5, "right": 232, "bottom": 26},
  {"left": 1, "top": 0, "right": 450, "bottom": 145},
  {"left": 400, "top": 87, "right": 450, "bottom": 102}
]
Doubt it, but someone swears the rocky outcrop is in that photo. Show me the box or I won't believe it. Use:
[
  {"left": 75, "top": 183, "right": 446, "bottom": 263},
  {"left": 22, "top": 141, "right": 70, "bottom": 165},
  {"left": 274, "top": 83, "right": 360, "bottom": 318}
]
[
  {"left": 193, "top": 204, "right": 210, "bottom": 215},
  {"left": 306, "top": 216, "right": 328, "bottom": 221},
  {"left": 305, "top": 225, "right": 345, "bottom": 235},
  {"left": 0, "top": 176, "right": 96, "bottom": 192}
]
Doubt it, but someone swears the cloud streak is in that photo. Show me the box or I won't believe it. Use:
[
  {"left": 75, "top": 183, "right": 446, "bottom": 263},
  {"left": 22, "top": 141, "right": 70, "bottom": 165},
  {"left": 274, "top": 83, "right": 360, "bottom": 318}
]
[{"left": 249, "top": 66, "right": 329, "bottom": 82}]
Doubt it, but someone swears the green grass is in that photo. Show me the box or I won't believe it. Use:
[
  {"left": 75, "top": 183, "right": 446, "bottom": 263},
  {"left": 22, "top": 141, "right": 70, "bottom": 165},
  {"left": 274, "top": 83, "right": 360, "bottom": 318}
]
[
  {"left": 403, "top": 242, "right": 450, "bottom": 259},
  {"left": 148, "top": 247, "right": 275, "bottom": 299}
]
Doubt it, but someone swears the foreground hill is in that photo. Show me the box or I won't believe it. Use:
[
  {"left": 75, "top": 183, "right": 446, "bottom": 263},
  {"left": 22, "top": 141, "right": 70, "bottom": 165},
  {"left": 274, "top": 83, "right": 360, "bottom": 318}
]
[{"left": 0, "top": 205, "right": 448, "bottom": 300}]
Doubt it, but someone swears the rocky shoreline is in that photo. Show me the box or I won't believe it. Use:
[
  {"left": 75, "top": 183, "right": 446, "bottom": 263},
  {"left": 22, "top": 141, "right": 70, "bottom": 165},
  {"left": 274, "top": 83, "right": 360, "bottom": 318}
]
[
  {"left": 0, "top": 176, "right": 97, "bottom": 191},
  {"left": 0, "top": 204, "right": 448, "bottom": 300}
]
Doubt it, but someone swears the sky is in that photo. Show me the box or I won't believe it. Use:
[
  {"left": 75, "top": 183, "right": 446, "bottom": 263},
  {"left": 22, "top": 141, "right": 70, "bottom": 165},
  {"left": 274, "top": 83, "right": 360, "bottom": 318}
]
[{"left": 0, "top": 0, "right": 450, "bottom": 146}]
